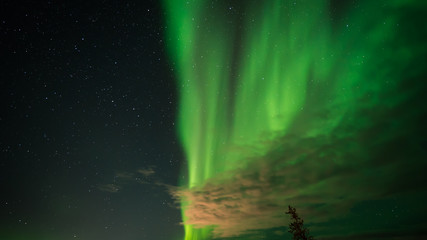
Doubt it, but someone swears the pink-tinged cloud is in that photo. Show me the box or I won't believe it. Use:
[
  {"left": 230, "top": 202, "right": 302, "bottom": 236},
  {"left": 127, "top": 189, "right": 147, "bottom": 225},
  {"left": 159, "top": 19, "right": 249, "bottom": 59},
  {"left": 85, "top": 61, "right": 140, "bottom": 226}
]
[{"left": 170, "top": 126, "right": 427, "bottom": 238}]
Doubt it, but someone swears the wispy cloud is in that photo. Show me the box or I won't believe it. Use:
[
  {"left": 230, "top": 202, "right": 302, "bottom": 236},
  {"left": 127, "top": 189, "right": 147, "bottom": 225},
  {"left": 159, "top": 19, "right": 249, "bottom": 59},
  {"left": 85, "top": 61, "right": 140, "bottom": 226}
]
[
  {"left": 170, "top": 85, "right": 427, "bottom": 238},
  {"left": 97, "top": 167, "right": 157, "bottom": 193},
  {"left": 97, "top": 183, "right": 121, "bottom": 193},
  {"left": 137, "top": 167, "right": 155, "bottom": 177}
]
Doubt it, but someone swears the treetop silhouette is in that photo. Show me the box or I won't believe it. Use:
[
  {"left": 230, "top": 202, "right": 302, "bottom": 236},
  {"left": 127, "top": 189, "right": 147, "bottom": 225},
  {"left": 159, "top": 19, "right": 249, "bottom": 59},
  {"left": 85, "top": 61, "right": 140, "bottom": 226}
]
[{"left": 286, "top": 205, "right": 314, "bottom": 240}]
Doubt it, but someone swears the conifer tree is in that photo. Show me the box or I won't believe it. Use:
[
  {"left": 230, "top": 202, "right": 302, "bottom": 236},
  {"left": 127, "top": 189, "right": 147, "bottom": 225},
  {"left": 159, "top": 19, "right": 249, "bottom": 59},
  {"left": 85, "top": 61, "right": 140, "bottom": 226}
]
[{"left": 285, "top": 205, "right": 314, "bottom": 240}]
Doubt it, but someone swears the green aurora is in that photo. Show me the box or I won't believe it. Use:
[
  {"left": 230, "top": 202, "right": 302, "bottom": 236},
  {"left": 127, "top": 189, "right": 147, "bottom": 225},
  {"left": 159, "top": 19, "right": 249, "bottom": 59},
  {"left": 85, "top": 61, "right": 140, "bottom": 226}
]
[{"left": 163, "top": 0, "right": 427, "bottom": 239}]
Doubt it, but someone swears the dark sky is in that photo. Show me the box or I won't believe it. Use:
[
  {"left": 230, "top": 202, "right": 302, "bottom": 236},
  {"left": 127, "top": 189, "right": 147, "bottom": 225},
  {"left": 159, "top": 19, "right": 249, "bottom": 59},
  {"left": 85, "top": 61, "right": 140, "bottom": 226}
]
[{"left": 1, "top": 1, "right": 184, "bottom": 239}]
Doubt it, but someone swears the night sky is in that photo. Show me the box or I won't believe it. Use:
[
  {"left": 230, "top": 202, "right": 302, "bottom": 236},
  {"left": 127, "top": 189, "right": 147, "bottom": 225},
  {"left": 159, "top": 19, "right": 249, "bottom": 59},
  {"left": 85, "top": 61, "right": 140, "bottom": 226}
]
[
  {"left": 1, "top": 1, "right": 183, "bottom": 239},
  {"left": 1, "top": 1, "right": 427, "bottom": 240}
]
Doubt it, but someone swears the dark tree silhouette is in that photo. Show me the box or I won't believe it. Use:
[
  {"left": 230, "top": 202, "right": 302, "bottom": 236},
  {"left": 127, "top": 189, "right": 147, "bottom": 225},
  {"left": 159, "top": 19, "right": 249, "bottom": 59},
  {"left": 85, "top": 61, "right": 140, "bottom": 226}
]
[{"left": 286, "top": 205, "right": 314, "bottom": 240}]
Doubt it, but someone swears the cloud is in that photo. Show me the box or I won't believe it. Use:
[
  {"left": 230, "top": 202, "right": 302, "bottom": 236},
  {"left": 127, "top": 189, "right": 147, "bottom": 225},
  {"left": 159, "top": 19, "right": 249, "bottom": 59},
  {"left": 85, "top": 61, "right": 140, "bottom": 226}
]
[
  {"left": 172, "top": 130, "right": 426, "bottom": 237},
  {"left": 170, "top": 81, "right": 427, "bottom": 238},
  {"left": 137, "top": 168, "right": 155, "bottom": 177},
  {"left": 97, "top": 167, "right": 157, "bottom": 193},
  {"left": 97, "top": 184, "right": 120, "bottom": 193}
]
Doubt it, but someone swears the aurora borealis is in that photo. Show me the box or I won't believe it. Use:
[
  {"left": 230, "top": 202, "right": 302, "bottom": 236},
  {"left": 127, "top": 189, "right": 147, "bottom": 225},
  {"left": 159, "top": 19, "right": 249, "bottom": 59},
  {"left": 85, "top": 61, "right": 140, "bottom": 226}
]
[
  {"left": 1, "top": 0, "right": 426, "bottom": 239},
  {"left": 163, "top": 0, "right": 427, "bottom": 239}
]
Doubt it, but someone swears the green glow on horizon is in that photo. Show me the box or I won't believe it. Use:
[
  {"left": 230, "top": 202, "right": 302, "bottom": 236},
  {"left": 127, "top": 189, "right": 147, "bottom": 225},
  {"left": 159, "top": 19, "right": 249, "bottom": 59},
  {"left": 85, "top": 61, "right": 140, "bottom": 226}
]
[{"left": 163, "top": 0, "right": 427, "bottom": 239}]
